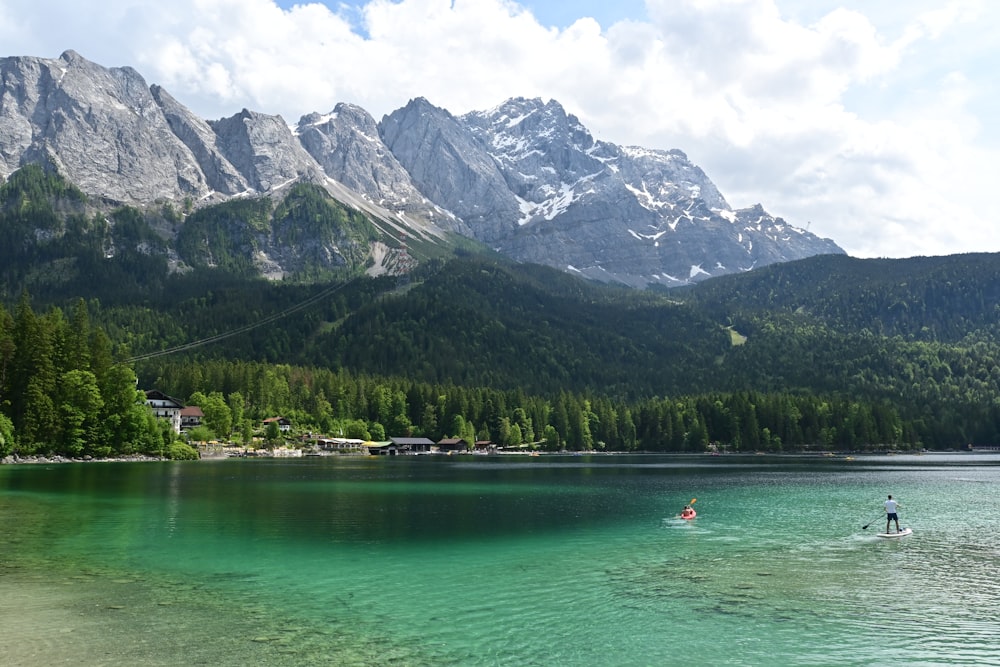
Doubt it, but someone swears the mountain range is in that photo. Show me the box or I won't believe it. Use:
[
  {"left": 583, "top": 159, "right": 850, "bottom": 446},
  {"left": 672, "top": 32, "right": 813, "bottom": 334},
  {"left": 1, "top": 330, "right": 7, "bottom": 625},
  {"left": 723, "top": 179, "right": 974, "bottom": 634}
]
[
  {"left": 1, "top": 47, "right": 999, "bottom": 451},
  {"left": 0, "top": 50, "right": 843, "bottom": 287}
]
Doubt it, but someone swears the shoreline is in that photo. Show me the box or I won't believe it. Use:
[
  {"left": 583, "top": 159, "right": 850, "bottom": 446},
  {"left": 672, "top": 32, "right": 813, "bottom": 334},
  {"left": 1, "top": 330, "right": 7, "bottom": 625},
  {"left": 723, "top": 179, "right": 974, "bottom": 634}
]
[
  {"left": 1, "top": 453, "right": 164, "bottom": 465},
  {"left": 4, "top": 448, "right": 986, "bottom": 465},
  {"left": 0, "top": 450, "right": 833, "bottom": 464}
]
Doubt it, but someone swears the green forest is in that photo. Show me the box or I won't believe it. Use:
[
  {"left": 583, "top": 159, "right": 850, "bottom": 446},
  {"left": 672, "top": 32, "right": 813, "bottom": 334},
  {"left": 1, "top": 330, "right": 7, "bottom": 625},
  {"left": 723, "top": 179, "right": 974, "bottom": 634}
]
[
  {"left": 0, "top": 295, "right": 194, "bottom": 459},
  {"left": 0, "top": 294, "right": 913, "bottom": 457},
  {"left": 2, "top": 165, "right": 1000, "bottom": 457}
]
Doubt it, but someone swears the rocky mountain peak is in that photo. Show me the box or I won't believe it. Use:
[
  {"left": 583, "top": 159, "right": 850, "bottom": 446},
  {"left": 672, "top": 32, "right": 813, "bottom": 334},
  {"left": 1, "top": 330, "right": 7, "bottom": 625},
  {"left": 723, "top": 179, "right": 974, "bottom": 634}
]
[
  {"left": 460, "top": 97, "right": 609, "bottom": 210},
  {"left": 379, "top": 96, "right": 521, "bottom": 241},
  {"left": 1, "top": 51, "right": 211, "bottom": 202},
  {"left": 465, "top": 97, "right": 594, "bottom": 149},
  {"left": 0, "top": 50, "right": 844, "bottom": 288},
  {"left": 208, "top": 109, "right": 323, "bottom": 193},
  {"left": 149, "top": 83, "right": 249, "bottom": 198},
  {"left": 296, "top": 101, "right": 462, "bottom": 231}
]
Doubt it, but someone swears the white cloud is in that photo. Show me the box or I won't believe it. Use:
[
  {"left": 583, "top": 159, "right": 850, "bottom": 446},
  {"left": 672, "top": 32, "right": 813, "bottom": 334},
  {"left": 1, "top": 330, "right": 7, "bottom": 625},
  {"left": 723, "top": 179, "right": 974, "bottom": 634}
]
[{"left": 1, "top": 0, "right": 997, "bottom": 258}]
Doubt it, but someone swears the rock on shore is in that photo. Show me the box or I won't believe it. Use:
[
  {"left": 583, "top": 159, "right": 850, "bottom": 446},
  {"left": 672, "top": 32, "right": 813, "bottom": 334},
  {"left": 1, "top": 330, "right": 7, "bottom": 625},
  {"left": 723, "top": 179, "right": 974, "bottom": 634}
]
[{"left": 1, "top": 454, "right": 164, "bottom": 465}]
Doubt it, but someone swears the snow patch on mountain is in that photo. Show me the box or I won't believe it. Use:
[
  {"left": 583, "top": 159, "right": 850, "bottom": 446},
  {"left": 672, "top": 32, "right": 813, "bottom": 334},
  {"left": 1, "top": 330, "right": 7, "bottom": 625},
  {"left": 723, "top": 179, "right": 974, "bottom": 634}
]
[
  {"left": 517, "top": 181, "right": 576, "bottom": 224},
  {"left": 626, "top": 182, "right": 677, "bottom": 213},
  {"left": 689, "top": 265, "right": 710, "bottom": 279},
  {"left": 628, "top": 228, "right": 669, "bottom": 244}
]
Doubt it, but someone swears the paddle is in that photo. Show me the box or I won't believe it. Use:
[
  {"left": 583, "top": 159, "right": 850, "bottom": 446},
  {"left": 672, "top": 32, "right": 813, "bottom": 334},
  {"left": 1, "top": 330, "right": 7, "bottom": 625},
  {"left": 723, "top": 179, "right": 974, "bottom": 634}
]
[{"left": 861, "top": 514, "right": 883, "bottom": 530}]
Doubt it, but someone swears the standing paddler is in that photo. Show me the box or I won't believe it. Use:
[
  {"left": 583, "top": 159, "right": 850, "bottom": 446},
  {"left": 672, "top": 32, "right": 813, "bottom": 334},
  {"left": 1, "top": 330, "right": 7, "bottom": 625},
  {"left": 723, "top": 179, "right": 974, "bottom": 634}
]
[{"left": 884, "top": 494, "right": 903, "bottom": 534}]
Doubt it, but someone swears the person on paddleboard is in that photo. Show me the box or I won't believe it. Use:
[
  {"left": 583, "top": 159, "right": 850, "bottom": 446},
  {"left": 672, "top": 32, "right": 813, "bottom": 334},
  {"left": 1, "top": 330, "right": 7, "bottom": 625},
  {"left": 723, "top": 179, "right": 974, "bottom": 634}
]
[{"left": 884, "top": 495, "right": 902, "bottom": 534}]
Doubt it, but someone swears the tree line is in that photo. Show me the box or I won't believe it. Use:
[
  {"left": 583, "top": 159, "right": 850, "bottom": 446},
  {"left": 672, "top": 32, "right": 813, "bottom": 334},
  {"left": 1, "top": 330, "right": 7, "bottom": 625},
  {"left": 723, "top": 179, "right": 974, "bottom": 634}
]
[
  {"left": 0, "top": 295, "right": 194, "bottom": 459},
  {"left": 140, "top": 357, "right": 916, "bottom": 452},
  {"left": 0, "top": 293, "right": 985, "bottom": 458}
]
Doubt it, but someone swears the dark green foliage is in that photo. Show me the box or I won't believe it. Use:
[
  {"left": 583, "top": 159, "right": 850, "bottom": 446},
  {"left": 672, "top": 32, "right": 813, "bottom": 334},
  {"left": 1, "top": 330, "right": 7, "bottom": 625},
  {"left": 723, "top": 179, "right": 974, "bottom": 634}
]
[
  {"left": 135, "top": 357, "right": 915, "bottom": 452},
  {"left": 167, "top": 441, "right": 200, "bottom": 460},
  {"left": 97, "top": 269, "right": 394, "bottom": 364},
  {"left": 681, "top": 253, "right": 1000, "bottom": 446},
  {"left": 1, "top": 172, "right": 395, "bottom": 304},
  {"left": 175, "top": 184, "right": 381, "bottom": 280},
  {"left": 4, "top": 165, "right": 1000, "bottom": 451},
  {"left": 175, "top": 197, "right": 273, "bottom": 275},
  {"left": 0, "top": 164, "right": 88, "bottom": 214},
  {"left": 125, "top": 252, "right": 1000, "bottom": 450},
  {"left": 0, "top": 166, "right": 92, "bottom": 300},
  {"left": 684, "top": 253, "right": 1000, "bottom": 343},
  {"left": 0, "top": 296, "right": 163, "bottom": 457},
  {"left": 0, "top": 413, "right": 14, "bottom": 457},
  {"left": 315, "top": 257, "right": 729, "bottom": 398},
  {"left": 0, "top": 166, "right": 174, "bottom": 301},
  {"left": 273, "top": 184, "right": 379, "bottom": 252}
]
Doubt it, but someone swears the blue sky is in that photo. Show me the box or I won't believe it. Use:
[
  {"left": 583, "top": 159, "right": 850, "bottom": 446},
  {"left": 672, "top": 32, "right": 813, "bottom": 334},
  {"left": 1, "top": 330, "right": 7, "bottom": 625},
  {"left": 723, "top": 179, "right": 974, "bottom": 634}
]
[
  {"left": 2, "top": 0, "right": 997, "bottom": 259},
  {"left": 295, "top": 0, "right": 652, "bottom": 30}
]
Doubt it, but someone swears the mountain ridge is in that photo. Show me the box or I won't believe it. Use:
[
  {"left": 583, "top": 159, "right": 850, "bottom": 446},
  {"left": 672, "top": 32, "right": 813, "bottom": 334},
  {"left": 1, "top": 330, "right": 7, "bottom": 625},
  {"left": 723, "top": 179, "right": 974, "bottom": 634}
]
[{"left": 0, "top": 50, "right": 843, "bottom": 287}]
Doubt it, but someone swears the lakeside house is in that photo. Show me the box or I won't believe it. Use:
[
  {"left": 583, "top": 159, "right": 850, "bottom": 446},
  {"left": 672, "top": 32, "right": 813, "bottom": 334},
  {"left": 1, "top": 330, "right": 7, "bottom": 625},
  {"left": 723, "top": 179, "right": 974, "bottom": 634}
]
[
  {"left": 180, "top": 405, "right": 204, "bottom": 431},
  {"left": 144, "top": 390, "right": 184, "bottom": 433},
  {"left": 362, "top": 437, "right": 500, "bottom": 455},
  {"left": 302, "top": 434, "right": 367, "bottom": 453},
  {"left": 390, "top": 436, "right": 435, "bottom": 453},
  {"left": 437, "top": 438, "right": 470, "bottom": 453},
  {"left": 364, "top": 441, "right": 396, "bottom": 456},
  {"left": 262, "top": 416, "right": 292, "bottom": 432},
  {"left": 365, "top": 437, "right": 436, "bottom": 455}
]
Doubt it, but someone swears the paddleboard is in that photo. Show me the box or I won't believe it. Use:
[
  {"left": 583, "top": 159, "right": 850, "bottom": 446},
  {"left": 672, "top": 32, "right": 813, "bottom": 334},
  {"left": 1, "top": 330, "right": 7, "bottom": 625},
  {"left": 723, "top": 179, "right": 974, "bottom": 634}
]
[{"left": 876, "top": 527, "right": 912, "bottom": 538}]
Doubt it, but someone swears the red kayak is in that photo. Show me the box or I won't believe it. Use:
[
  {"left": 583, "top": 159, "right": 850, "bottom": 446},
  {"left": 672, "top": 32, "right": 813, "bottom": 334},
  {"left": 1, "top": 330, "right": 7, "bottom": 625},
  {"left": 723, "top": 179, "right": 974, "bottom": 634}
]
[{"left": 680, "top": 508, "right": 696, "bottom": 520}]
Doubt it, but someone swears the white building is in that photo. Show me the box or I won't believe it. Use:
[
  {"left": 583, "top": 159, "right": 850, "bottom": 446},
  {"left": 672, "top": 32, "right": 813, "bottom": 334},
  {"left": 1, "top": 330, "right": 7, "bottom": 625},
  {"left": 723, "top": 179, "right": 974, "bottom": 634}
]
[{"left": 145, "top": 390, "right": 184, "bottom": 433}]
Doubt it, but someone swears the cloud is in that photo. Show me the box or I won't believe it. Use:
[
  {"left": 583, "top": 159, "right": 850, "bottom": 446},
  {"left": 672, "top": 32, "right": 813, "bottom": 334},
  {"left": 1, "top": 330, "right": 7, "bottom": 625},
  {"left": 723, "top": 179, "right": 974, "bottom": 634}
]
[
  {"left": 621, "top": 0, "right": 996, "bottom": 258},
  {"left": 1, "top": 0, "right": 997, "bottom": 258}
]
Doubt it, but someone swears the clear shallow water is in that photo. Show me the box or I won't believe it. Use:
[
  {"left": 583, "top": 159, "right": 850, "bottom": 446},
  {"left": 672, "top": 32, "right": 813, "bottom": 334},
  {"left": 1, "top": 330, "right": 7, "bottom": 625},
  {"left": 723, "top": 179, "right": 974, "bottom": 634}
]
[{"left": 2, "top": 454, "right": 999, "bottom": 666}]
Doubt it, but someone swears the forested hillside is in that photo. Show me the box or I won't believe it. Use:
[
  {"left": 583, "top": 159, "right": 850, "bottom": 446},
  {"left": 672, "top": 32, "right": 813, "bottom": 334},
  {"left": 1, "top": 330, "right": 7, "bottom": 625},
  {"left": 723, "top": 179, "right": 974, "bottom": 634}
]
[
  {"left": 0, "top": 166, "right": 178, "bottom": 302},
  {"left": 120, "top": 254, "right": 1000, "bottom": 450},
  {"left": 2, "top": 166, "right": 1000, "bottom": 454},
  {"left": 0, "top": 166, "right": 451, "bottom": 303},
  {"left": 683, "top": 253, "right": 1000, "bottom": 446},
  {"left": 681, "top": 253, "right": 1000, "bottom": 343}
]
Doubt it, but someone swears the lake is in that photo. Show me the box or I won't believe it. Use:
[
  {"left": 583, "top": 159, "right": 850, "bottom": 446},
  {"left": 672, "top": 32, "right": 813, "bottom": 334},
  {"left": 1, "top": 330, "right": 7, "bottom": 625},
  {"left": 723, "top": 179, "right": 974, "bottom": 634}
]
[{"left": 1, "top": 453, "right": 999, "bottom": 666}]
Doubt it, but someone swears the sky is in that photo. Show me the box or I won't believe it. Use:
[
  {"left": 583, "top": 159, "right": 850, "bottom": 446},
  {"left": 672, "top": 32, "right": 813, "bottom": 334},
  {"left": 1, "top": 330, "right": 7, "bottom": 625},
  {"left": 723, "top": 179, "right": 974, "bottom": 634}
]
[{"left": 2, "top": 0, "right": 997, "bottom": 259}]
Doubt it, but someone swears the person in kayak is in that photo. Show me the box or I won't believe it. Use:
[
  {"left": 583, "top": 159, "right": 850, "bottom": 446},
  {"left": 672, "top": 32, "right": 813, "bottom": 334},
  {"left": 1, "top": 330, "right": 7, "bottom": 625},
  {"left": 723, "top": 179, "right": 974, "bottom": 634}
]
[
  {"left": 680, "top": 505, "right": 696, "bottom": 520},
  {"left": 884, "top": 495, "right": 902, "bottom": 533}
]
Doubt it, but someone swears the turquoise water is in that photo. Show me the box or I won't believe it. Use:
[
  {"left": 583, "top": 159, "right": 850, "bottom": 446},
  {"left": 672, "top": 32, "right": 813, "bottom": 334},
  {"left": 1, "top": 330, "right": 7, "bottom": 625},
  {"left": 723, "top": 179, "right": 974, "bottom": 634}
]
[{"left": 2, "top": 454, "right": 999, "bottom": 666}]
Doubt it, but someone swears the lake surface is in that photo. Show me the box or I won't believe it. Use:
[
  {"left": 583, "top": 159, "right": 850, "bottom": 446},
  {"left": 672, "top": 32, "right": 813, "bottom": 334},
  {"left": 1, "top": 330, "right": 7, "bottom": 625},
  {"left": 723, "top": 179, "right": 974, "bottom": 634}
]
[{"left": 2, "top": 453, "right": 999, "bottom": 666}]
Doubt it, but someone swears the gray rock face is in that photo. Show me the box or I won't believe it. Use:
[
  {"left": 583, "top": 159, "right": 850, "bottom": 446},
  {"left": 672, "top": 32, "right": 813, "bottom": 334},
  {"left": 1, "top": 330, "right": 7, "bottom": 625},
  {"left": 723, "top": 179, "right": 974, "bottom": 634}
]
[
  {"left": 296, "top": 102, "right": 467, "bottom": 233},
  {"left": 0, "top": 51, "right": 323, "bottom": 205},
  {"left": 0, "top": 51, "right": 844, "bottom": 287},
  {"left": 0, "top": 50, "right": 212, "bottom": 202},
  {"left": 381, "top": 96, "right": 843, "bottom": 286},
  {"left": 378, "top": 97, "right": 521, "bottom": 241},
  {"left": 208, "top": 108, "right": 324, "bottom": 193},
  {"left": 462, "top": 97, "right": 616, "bottom": 209},
  {"left": 150, "top": 84, "right": 249, "bottom": 198}
]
